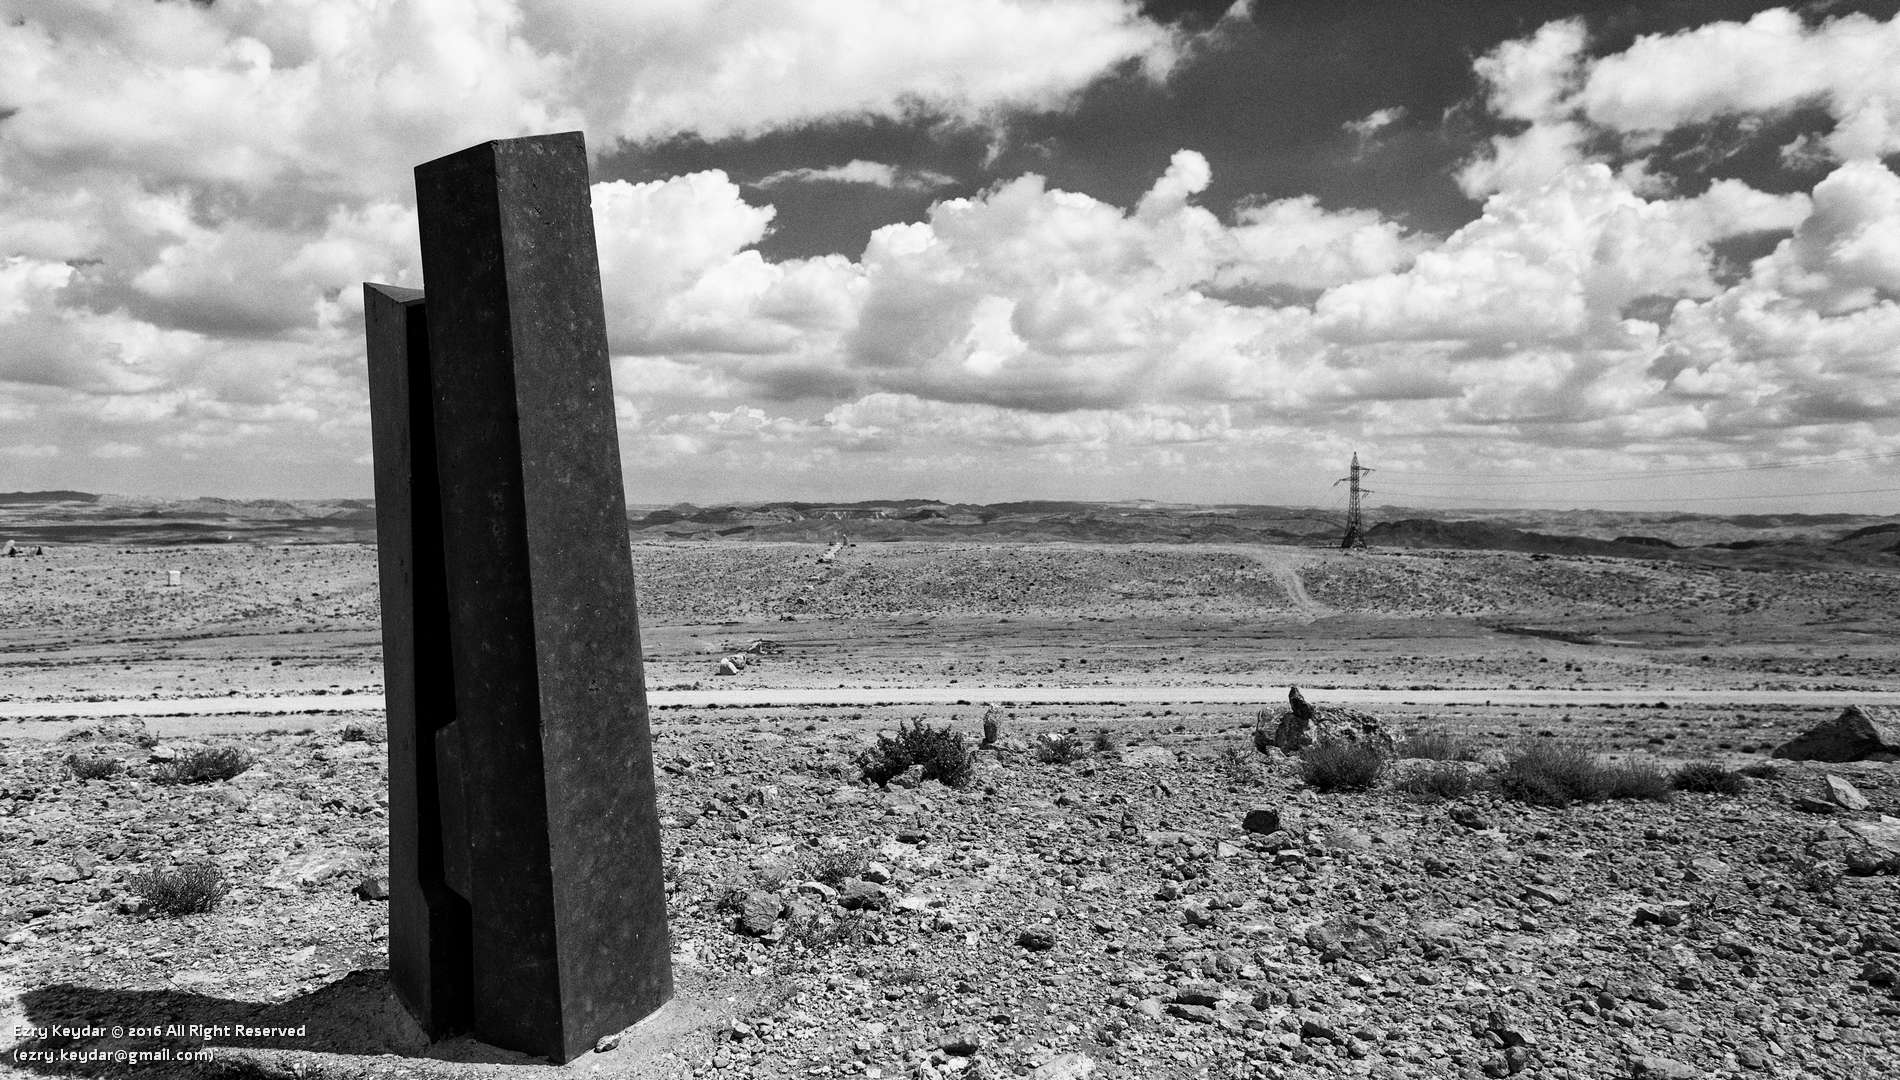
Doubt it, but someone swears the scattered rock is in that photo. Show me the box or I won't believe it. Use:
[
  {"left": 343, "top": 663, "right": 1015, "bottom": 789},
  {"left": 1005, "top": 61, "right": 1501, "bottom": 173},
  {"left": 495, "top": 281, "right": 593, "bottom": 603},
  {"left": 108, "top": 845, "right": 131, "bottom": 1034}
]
[
  {"left": 39, "top": 864, "right": 82, "bottom": 884},
  {"left": 1629, "top": 1053, "right": 1702, "bottom": 1079},
  {"left": 1792, "top": 795, "right": 1838, "bottom": 815},
  {"left": 1824, "top": 774, "right": 1871, "bottom": 811},
  {"left": 737, "top": 890, "right": 784, "bottom": 936},
  {"left": 1026, "top": 1053, "right": 1096, "bottom": 1080},
  {"left": 353, "top": 875, "right": 391, "bottom": 901},
  {"left": 594, "top": 1032, "right": 621, "bottom": 1053},
  {"left": 1166, "top": 1003, "right": 1217, "bottom": 1023},
  {"left": 1017, "top": 926, "right": 1057, "bottom": 951},
  {"left": 1773, "top": 704, "right": 1900, "bottom": 762},
  {"left": 1242, "top": 807, "right": 1291, "bottom": 835}
]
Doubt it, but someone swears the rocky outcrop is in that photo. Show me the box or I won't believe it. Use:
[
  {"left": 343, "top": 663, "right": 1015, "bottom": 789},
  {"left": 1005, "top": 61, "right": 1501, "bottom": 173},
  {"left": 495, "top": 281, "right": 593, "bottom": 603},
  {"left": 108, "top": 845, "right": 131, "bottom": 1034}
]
[
  {"left": 1255, "top": 688, "right": 1393, "bottom": 754},
  {"left": 1773, "top": 705, "right": 1900, "bottom": 762}
]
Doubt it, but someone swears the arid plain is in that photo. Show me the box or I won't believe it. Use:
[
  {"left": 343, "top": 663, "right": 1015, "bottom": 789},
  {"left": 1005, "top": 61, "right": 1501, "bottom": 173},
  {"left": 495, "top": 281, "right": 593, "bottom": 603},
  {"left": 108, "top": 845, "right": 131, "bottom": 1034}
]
[{"left": 1, "top": 496, "right": 1898, "bottom": 1079}]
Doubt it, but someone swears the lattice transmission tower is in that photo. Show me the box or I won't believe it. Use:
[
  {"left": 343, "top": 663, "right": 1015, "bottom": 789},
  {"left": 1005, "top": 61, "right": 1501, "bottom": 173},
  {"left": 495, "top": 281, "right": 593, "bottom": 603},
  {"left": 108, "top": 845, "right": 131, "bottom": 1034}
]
[{"left": 1336, "top": 452, "right": 1372, "bottom": 549}]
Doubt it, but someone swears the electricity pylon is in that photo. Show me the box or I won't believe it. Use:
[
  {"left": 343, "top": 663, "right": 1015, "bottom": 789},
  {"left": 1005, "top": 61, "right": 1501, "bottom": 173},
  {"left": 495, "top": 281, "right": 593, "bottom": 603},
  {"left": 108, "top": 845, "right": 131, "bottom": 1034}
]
[{"left": 1335, "top": 452, "right": 1372, "bottom": 550}]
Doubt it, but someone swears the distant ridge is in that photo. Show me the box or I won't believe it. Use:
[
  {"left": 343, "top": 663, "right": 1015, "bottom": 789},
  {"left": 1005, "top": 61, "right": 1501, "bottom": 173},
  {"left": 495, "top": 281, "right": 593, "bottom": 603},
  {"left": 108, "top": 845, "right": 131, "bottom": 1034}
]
[{"left": 0, "top": 490, "right": 97, "bottom": 505}]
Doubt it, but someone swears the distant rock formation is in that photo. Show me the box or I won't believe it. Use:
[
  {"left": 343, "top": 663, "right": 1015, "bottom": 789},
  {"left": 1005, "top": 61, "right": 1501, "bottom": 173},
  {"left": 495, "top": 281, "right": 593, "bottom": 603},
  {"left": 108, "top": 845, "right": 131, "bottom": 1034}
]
[{"left": 1773, "top": 705, "right": 1900, "bottom": 762}]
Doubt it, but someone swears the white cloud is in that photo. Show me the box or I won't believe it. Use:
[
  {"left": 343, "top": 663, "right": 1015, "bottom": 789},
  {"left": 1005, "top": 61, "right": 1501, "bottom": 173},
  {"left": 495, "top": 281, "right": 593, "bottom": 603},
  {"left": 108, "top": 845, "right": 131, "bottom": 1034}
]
[
  {"left": 1462, "top": 8, "right": 1900, "bottom": 196},
  {"left": 757, "top": 161, "right": 956, "bottom": 192}
]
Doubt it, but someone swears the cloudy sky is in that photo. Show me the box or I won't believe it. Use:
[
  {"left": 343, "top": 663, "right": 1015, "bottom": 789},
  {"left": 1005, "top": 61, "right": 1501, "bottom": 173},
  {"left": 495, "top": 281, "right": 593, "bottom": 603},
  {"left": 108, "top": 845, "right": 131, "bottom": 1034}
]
[{"left": 6, "top": 0, "right": 1900, "bottom": 512}]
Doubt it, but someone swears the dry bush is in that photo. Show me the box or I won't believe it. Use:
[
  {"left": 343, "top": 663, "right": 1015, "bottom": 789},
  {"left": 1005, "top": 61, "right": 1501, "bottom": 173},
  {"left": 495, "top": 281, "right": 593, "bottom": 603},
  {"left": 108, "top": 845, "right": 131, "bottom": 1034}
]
[
  {"left": 1499, "top": 742, "right": 1672, "bottom": 807},
  {"left": 1672, "top": 761, "right": 1748, "bottom": 795},
  {"left": 1035, "top": 733, "right": 1086, "bottom": 765},
  {"left": 856, "top": 720, "right": 976, "bottom": 788},
  {"left": 129, "top": 863, "right": 228, "bottom": 916},
  {"left": 1603, "top": 760, "right": 1675, "bottom": 803},
  {"left": 1214, "top": 744, "right": 1265, "bottom": 786},
  {"left": 1299, "top": 741, "right": 1389, "bottom": 793},
  {"left": 1392, "top": 760, "right": 1481, "bottom": 800},
  {"left": 1396, "top": 732, "right": 1480, "bottom": 761},
  {"left": 64, "top": 753, "right": 124, "bottom": 781},
  {"left": 152, "top": 747, "right": 253, "bottom": 784},
  {"left": 1092, "top": 727, "right": 1120, "bottom": 753},
  {"left": 802, "top": 848, "right": 870, "bottom": 887}
]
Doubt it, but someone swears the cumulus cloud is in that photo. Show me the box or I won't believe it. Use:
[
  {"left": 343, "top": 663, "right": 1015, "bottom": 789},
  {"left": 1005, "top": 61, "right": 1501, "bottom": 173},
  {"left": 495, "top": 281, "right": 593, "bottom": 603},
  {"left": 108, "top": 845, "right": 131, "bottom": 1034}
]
[
  {"left": 2, "top": 1, "right": 1896, "bottom": 502},
  {"left": 756, "top": 161, "right": 957, "bottom": 192},
  {"left": 1462, "top": 8, "right": 1900, "bottom": 196}
]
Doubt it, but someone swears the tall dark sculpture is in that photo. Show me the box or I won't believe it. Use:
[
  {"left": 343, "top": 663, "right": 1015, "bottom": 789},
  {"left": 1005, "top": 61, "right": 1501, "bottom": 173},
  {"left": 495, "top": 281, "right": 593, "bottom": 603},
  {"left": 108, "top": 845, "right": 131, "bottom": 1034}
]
[{"left": 364, "top": 132, "right": 672, "bottom": 1064}]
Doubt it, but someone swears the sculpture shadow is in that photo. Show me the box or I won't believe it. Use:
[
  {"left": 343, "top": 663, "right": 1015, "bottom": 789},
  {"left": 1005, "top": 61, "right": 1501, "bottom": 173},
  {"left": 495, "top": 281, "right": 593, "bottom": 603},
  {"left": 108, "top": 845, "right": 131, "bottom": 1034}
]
[{"left": 9, "top": 969, "right": 543, "bottom": 1078}]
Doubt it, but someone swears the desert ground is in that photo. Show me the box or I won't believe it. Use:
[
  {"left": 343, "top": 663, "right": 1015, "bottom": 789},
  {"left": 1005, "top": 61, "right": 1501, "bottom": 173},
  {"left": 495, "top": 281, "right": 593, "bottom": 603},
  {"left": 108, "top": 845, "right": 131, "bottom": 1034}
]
[{"left": 1, "top": 526, "right": 1898, "bottom": 1079}]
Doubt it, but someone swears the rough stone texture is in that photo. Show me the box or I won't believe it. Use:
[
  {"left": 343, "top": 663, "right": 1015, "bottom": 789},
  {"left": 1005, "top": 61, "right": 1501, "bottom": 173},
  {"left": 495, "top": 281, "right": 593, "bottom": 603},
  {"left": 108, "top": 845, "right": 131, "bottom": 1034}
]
[
  {"left": 1825, "top": 774, "right": 1871, "bottom": 811},
  {"left": 1255, "top": 702, "right": 1394, "bottom": 755},
  {"left": 371, "top": 132, "right": 672, "bottom": 1063},
  {"left": 1772, "top": 704, "right": 1900, "bottom": 762}
]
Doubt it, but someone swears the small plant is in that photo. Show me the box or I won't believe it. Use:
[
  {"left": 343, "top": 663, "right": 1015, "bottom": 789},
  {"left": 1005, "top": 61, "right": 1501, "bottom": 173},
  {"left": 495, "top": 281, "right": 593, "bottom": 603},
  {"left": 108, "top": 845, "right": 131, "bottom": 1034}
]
[
  {"left": 803, "top": 848, "right": 870, "bottom": 887},
  {"left": 1215, "top": 744, "right": 1263, "bottom": 786},
  {"left": 855, "top": 719, "right": 975, "bottom": 788},
  {"left": 1795, "top": 858, "right": 1843, "bottom": 897},
  {"left": 1396, "top": 732, "right": 1480, "bottom": 761},
  {"left": 1299, "top": 740, "right": 1389, "bottom": 793},
  {"left": 1035, "top": 732, "right": 1086, "bottom": 765},
  {"left": 1602, "top": 760, "right": 1674, "bottom": 803},
  {"left": 1498, "top": 742, "right": 1673, "bottom": 806},
  {"left": 1497, "top": 742, "right": 1602, "bottom": 807},
  {"left": 1738, "top": 762, "right": 1781, "bottom": 780},
  {"left": 339, "top": 722, "right": 381, "bottom": 744},
  {"left": 128, "top": 863, "right": 228, "bottom": 916},
  {"left": 1672, "top": 761, "right": 1748, "bottom": 795},
  {"left": 1092, "top": 727, "right": 1120, "bottom": 753},
  {"left": 64, "top": 753, "right": 124, "bottom": 781},
  {"left": 1392, "top": 760, "right": 1480, "bottom": 800},
  {"left": 152, "top": 746, "right": 254, "bottom": 784},
  {"left": 780, "top": 910, "right": 876, "bottom": 953}
]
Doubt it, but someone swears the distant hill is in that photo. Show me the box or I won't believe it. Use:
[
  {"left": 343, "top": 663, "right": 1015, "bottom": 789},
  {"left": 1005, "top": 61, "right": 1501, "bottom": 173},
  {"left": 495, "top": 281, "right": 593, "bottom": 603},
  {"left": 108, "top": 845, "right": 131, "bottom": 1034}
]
[
  {"left": 0, "top": 490, "right": 97, "bottom": 505},
  {"left": 0, "top": 494, "right": 1893, "bottom": 564}
]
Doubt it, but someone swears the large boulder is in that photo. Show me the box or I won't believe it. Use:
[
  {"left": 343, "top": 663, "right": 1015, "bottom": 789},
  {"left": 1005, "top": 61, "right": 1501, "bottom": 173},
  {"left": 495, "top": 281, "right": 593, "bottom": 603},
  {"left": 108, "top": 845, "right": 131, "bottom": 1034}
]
[
  {"left": 1773, "top": 705, "right": 1900, "bottom": 762},
  {"left": 1254, "top": 691, "right": 1393, "bottom": 755}
]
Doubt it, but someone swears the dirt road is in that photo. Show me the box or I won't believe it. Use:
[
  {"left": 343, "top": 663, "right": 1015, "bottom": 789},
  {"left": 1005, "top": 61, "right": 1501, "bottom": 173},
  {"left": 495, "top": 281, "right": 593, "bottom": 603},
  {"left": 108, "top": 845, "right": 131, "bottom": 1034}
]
[{"left": 5, "top": 684, "right": 1895, "bottom": 722}]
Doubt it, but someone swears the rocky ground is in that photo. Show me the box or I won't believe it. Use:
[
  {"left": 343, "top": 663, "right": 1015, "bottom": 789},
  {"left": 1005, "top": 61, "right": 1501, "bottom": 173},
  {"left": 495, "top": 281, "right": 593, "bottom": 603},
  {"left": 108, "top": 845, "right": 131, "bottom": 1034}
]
[
  {"left": 1, "top": 707, "right": 1897, "bottom": 1080},
  {"left": 0, "top": 539, "right": 1898, "bottom": 1078}
]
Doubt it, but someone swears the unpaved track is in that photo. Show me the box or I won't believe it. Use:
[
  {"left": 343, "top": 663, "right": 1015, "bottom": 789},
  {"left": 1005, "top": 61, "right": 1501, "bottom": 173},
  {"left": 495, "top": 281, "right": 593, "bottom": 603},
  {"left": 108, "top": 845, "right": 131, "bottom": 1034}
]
[{"left": 4, "top": 684, "right": 1896, "bottom": 723}]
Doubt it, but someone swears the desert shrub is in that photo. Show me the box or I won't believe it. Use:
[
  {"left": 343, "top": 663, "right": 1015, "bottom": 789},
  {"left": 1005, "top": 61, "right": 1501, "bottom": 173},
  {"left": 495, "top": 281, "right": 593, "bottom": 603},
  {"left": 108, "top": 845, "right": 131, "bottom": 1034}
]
[
  {"left": 1498, "top": 742, "right": 1674, "bottom": 806},
  {"left": 1092, "top": 727, "right": 1120, "bottom": 753},
  {"left": 129, "top": 863, "right": 228, "bottom": 916},
  {"left": 1299, "top": 740, "right": 1389, "bottom": 793},
  {"left": 1215, "top": 744, "right": 1264, "bottom": 786},
  {"left": 1672, "top": 761, "right": 1748, "bottom": 795},
  {"left": 339, "top": 722, "right": 381, "bottom": 744},
  {"left": 1392, "top": 761, "right": 1481, "bottom": 800},
  {"left": 152, "top": 747, "right": 253, "bottom": 784},
  {"left": 1738, "top": 762, "right": 1781, "bottom": 780},
  {"left": 65, "top": 753, "right": 124, "bottom": 781},
  {"left": 1036, "top": 733, "right": 1086, "bottom": 765},
  {"left": 803, "top": 848, "right": 869, "bottom": 887},
  {"left": 855, "top": 720, "right": 975, "bottom": 788},
  {"left": 1396, "top": 732, "right": 1480, "bottom": 761},
  {"left": 780, "top": 910, "right": 876, "bottom": 953},
  {"left": 1602, "top": 760, "right": 1674, "bottom": 803}
]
